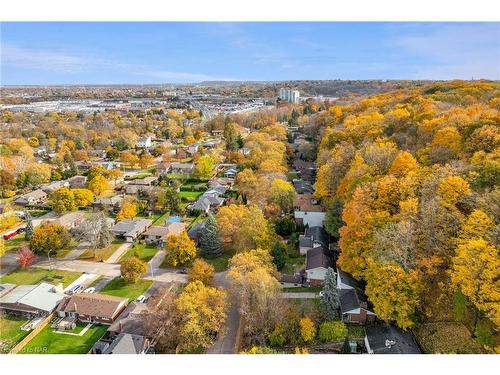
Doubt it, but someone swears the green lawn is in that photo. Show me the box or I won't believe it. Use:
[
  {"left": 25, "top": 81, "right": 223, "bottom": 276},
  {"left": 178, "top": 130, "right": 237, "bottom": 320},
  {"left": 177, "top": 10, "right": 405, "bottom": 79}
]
[
  {"left": 3, "top": 232, "right": 27, "bottom": 253},
  {"left": 0, "top": 316, "right": 30, "bottom": 353},
  {"left": 203, "top": 252, "right": 233, "bottom": 272},
  {"left": 282, "top": 253, "right": 306, "bottom": 274},
  {"left": 20, "top": 322, "right": 108, "bottom": 354},
  {"left": 180, "top": 191, "right": 203, "bottom": 199},
  {"left": 100, "top": 277, "right": 153, "bottom": 301},
  {"left": 0, "top": 268, "right": 80, "bottom": 287},
  {"left": 180, "top": 181, "right": 208, "bottom": 191},
  {"left": 78, "top": 240, "right": 124, "bottom": 261},
  {"left": 282, "top": 286, "right": 322, "bottom": 293},
  {"left": 152, "top": 212, "right": 170, "bottom": 225},
  {"left": 121, "top": 243, "right": 159, "bottom": 263},
  {"left": 347, "top": 325, "right": 366, "bottom": 339}
]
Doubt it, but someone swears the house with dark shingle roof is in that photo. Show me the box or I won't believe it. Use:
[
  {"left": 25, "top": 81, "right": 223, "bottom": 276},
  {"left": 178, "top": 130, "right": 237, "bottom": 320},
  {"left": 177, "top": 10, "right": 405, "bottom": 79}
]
[
  {"left": 305, "top": 247, "right": 334, "bottom": 286},
  {"left": 364, "top": 323, "right": 421, "bottom": 354},
  {"left": 299, "top": 226, "right": 329, "bottom": 255},
  {"left": 337, "top": 266, "right": 376, "bottom": 325}
]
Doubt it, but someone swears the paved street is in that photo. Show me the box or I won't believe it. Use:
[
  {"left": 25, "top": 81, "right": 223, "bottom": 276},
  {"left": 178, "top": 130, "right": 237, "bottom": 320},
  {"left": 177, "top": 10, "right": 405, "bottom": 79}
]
[
  {"left": 32, "top": 258, "right": 122, "bottom": 277},
  {"left": 207, "top": 271, "right": 241, "bottom": 354}
]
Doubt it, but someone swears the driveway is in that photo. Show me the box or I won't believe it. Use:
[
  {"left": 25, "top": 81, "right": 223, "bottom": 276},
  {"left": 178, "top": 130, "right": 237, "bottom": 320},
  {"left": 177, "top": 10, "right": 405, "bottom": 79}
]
[
  {"left": 144, "top": 268, "right": 188, "bottom": 283},
  {"left": 281, "top": 292, "right": 319, "bottom": 299},
  {"left": 207, "top": 271, "right": 241, "bottom": 354},
  {"left": 64, "top": 241, "right": 90, "bottom": 260},
  {"left": 105, "top": 242, "right": 133, "bottom": 263}
]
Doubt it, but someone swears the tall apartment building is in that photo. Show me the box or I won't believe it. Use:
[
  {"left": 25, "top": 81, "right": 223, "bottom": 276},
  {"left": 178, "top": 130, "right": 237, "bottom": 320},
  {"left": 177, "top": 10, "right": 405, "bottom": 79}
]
[{"left": 279, "top": 88, "right": 300, "bottom": 104}]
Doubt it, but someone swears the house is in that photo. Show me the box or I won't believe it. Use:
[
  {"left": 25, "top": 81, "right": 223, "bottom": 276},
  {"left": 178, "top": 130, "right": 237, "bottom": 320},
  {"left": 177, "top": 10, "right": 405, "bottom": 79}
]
[
  {"left": 41, "top": 179, "right": 70, "bottom": 193},
  {"left": 209, "top": 177, "right": 234, "bottom": 189},
  {"left": 137, "top": 136, "right": 152, "bottom": 149},
  {"left": 130, "top": 176, "right": 158, "bottom": 186},
  {"left": 211, "top": 129, "right": 224, "bottom": 137},
  {"left": 94, "top": 195, "right": 123, "bottom": 212},
  {"left": 68, "top": 175, "right": 88, "bottom": 188},
  {"left": 14, "top": 189, "right": 48, "bottom": 206},
  {"left": 188, "top": 220, "right": 206, "bottom": 245},
  {"left": 50, "top": 211, "right": 85, "bottom": 230},
  {"left": 156, "top": 162, "right": 172, "bottom": 175},
  {"left": 189, "top": 190, "right": 225, "bottom": 213},
  {"left": 142, "top": 225, "right": 169, "bottom": 245},
  {"left": 189, "top": 197, "right": 211, "bottom": 214},
  {"left": 304, "top": 247, "right": 334, "bottom": 286},
  {"left": 292, "top": 178, "right": 313, "bottom": 194},
  {"left": 57, "top": 293, "right": 128, "bottom": 324},
  {"left": 170, "top": 162, "right": 194, "bottom": 175},
  {"left": 186, "top": 143, "right": 200, "bottom": 155},
  {"left": 223, "top": 166, "right": 239, "bottom": 178},
  {"left": 112, "top": 219, "right": 153, "bottom": 242},
  {"left": 123, "top": 184, "right": 156, "bottom": 196},
  {"left": 364, "top": 323, "right": 421, "bottom": 354},
  {"left": 280, "top": 274, "right": 304, "bottom": 288},
  {"left": 337, "top": 267, "right": 376, "bottom": 325},
  {"left": 294, "top": 193, "right": 326, "bottom": 227},
  {"left": 93, "top": 332, "right": 152, "bottom": 354},
  {"left": 0, "top": 283, "right": 65, "bottom": 318},
  {"left": 299, "top": 226, "right": 329, "bottom": 255}
]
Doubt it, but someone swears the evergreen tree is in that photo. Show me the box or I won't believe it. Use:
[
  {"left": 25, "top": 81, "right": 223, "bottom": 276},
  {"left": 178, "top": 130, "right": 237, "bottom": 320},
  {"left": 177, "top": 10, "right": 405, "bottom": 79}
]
[
  {"left": 24, "top": 210, "right": 34, "bottom": 240},
  {"left": 199, "top": 215, "right": 223, "bottom": 258},
  {"left": 271, "top": 242, "right": 287, "bottom": 271},
  {"left": 319, "top": 267, "right": 340, "bottom": 320}
]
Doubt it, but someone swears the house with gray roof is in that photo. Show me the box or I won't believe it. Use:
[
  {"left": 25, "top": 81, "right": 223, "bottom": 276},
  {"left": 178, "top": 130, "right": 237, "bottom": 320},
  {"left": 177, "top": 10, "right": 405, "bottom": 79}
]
[
  {"left": 112, "top": 219, "right": 153, "bottom": 242},
  {"left": 304, "top": 247, "right": 334, "bottom": 286},
  {"left": 14, "top": 189, "right": 48, "bottom": 206},
  {"left": 365, "top": 323, "right": 421, "bottom": 354},
  {"left": 337, "top": 266, "right": 376, "bottom": 325},
  {"left": 299, "top": 226, "right": 329, "bottom": 255},
  {"left": 0, "top": 282, "right": 65, "bottom": 317}
]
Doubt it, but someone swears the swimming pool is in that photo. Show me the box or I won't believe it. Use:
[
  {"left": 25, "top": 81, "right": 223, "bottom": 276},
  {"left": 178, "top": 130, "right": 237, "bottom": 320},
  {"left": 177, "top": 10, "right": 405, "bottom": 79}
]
[{"left": 166, "top": 215, "right": 182, "bottom": 223}]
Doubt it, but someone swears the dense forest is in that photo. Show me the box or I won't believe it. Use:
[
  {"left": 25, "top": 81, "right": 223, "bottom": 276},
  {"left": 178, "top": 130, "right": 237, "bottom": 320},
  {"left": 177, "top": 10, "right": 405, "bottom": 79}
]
[{"left": 314, "top": 80, "right": 499, "bottom": 353}]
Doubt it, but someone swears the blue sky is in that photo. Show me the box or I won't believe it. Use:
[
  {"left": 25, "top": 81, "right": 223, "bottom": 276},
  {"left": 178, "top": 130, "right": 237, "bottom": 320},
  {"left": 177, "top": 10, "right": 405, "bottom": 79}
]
[{"left": 1, "top": 22, "right": 499, "bottom": 84}]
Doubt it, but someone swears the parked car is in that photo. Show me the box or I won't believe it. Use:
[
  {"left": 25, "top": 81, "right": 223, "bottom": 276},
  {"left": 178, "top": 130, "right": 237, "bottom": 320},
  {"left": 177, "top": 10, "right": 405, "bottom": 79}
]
[
  {"left": 84, "top": 287, "right": 96, "bottom": 293},
  {"left": 67, "top": 285, "right": 83, "bottom": 295},
  {"left": 3, "top": 231, "right": 18, "bottom": 240},
  {"left": 136, "top": 295, "right": 147, "bottom": 303}
]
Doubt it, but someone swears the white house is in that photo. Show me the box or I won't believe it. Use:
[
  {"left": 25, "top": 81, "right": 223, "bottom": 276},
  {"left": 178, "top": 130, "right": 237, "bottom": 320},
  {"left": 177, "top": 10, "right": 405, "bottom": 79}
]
[
  {"left": 137, "top": 136, "right": 152, "bottom": 149},
  {"left": 294, "top": 194, "right": 325, "bottom": 227},
  {"left": 304, "top": 247, "right": 334, "bottom": 286}
]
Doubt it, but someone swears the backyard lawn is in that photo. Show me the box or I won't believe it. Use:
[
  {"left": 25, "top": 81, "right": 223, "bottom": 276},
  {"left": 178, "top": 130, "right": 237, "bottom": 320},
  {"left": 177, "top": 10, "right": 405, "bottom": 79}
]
[
  {"left": 121, "top": 243, "right": 159, "bottom": 263},
  {"left": 0, "top": 316, "right": 30, "bottom": 353},
  {"left": 99, "top": 276, "right": 153, "bottom": 301},
  {"left": 152, "top": 212, "right": 170, "bottom": 225},
  {"left": 3, "top": 232, "right": 27, "bottom": 253},
  {"left": 203, "top": 252, "right": 233, "bottom": 272},
  {"left": 413, "top": 322, "right": 484, "bottom": 353},
  {"left": 180, "top": 190, "right": 203, "bottom": 199},
  {"left": 78, "top": 240, "right": 124, "bottom": 261},
  {"left": 282, "top": 254, "right": 305, "bottom": 274},
  {"left": 20, "top": 322, "right": 108, "bottom": 354},
  {"left": 0, "top": 268, "right": 80, "bottom": 287}
]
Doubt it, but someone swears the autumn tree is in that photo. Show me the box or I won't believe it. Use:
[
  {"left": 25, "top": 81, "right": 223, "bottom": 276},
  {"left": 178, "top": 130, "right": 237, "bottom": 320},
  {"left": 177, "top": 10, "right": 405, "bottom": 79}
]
[
  {"left": 120, "top": 256, "right": 147, "bottom": 283},
  {"left": 72, "top": 188, "right": 95, "bottom": 207},
  {"left": 88, "top": 175, "right": 109, "bottom": 196},
  {"left": 139, "top": 153, "right": 155, "bottom": 169},
  {"left": 299, "top": 317, "right": 316, "bottom": 344},
  {"left": 30, "top": 222, "right": 71, "bottom": 257},
  {"left": 164, "top": 231, "right": 197, "bottom": 267},
  {"left": 188, "top": 259, "right": 215, "bottom": 286},
  {"left": 194, "top": 155, "right": 215, "bottom": 180},
  {"left": 270, "top": 179, "right": 295, "bottom": 213},
  {"left": 318, "top": 321, "right": 347, "bottom": 343},
  {"left": 18, "top": 247, "right": 36, "bottom": 269},
  {"left": 117, "top": 201, "right": 138, "bottom": 221},
  {"left": 175, "top": 280, "right": 227, "bottom": 352},
  {"left": 72, "top": 212, "right": 114, "bottom": 259},
  {"left": 51, "top": 187, "right": 76, "bottom": 213}
]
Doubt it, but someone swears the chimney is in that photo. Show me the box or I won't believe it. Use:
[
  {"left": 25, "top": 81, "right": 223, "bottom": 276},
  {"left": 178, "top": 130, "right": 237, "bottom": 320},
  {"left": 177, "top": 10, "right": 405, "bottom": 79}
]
[
  {"left": 119, "top": 321, "right": 123, "bottom": 332},
  {"left": 360, "top": 301, "right": 367, "bottom": 309}
]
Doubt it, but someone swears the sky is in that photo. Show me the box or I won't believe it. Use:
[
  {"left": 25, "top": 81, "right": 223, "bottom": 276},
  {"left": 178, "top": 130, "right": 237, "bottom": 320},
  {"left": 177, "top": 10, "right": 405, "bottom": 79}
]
[{"left": 1, "top": 22, "right": 499, "bottom": 85}]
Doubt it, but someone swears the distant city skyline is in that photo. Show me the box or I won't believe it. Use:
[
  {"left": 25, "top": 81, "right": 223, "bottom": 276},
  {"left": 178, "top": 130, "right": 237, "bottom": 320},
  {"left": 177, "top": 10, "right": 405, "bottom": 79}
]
[{"left": 1, "top": 22, "right": 499, "bottom": 85}]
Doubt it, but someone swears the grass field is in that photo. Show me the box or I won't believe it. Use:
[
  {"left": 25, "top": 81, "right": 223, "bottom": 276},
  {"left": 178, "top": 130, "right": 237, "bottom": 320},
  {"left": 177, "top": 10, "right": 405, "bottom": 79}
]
[
  {"left": 0, "top": 316, "right": 30, "bottom": 353},
  {"left": 282, "top": 286, "right": 322, "bottom": 293},
  {"left": 0, "top": 268, "right": 80, "bottom": 287},
  {"left": 180, "top": 191, "right": 203, "bottom": 199},
  {"left": 121, "top": 243, "right": 159, "bottom": 263},
  {"left": 3, "top": 232, "right": 27, "bottom": 253},
  {"left": 20, "top": 323, "right": 108, "bottom": 354},
  {"left": 78, "top": 240, "right": 124, "bottom": 261},
  {"left": 203, "top": 252, "right": 233, "bottom": 272},
  {"left": 282, "top": 254, "right": 305, "bottom": 274},
  {"left": 152, "top": 212, "right": 170, "bottom": 225},
  {"left": 100, "top": 276, "right": 153, "bottom": 301}
]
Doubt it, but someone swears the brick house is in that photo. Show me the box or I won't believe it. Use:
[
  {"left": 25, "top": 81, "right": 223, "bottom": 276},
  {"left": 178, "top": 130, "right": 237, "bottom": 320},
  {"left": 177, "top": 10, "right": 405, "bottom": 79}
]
[{"left": 57, "top": 293, "right": 128, "bottom": 325}]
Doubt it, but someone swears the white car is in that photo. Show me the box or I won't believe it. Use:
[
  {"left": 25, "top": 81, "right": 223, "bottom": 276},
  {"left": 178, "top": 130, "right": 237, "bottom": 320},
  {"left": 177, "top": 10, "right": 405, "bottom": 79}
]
[
  {"left": 136, "top": 295, "right": 147, "bottom": 303},
  {"left": 84, "top": 287, "right": 96, "bottom": 293},
  {"left": 319, "top": 291, "right": 324, "bottom": 297}
]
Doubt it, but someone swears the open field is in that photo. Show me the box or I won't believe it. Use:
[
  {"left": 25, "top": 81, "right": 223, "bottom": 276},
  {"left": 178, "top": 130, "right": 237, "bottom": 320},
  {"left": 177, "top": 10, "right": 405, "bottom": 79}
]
[
  {"left": 0, "top": 268, "right": 80, "bottom": 287},
  {"left": 20, "top": 322, "right": 108, "bottom": 354},
  {"left": 99, "top": 276, "right": 153, "bottom": 301},
  {"left": 0, "top": 315, "right": 30, "bottom": 353}
]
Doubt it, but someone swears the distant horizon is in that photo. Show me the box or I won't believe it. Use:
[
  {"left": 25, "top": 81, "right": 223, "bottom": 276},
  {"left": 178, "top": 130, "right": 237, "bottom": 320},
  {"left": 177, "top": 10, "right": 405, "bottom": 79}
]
[{"left": 2, "top": 22, "right": 499, "bottom": 85}]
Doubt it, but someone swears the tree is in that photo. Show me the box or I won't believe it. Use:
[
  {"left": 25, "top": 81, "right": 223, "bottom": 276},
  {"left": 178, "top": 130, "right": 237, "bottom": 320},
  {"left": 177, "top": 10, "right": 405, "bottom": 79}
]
[
  {"left": 188, "top": 259, "right": 215, "bottom": 286},
  {"left": 223, "top": 122, "right": 238, "bottom": 151},
  {"left": 155, "top": 186, "right": 181, "bottom": 213},
  {"left": 271, "top": 242, "right": 286, "bottom": 271},
  {"left": 72, "top": 188, "right": 95, "bottom": 207},
  {"left": 274, "top": 217, "right": 296, "bottom": 236},
  {"left": 318, "top": 321, "right": 348, "bottom": 343},
  {"left": 30, "top": 222, "right": 71, "bottom": 257},
  {"left": 18, "top": 247, "right": 36, "bottom": 269},
  {"left": 88, "top": 175, "right": 109, "bottom": 196},
  {"left": 270, "top": 179, "right": 295, "bottom": 213},
  {"left": 194, "top": 155, "right": 215, "bottom": 180},
  {"left": 120, "top": 256, "right": 147, "bottom": 283},
  {"left": 451, "top": 239, "right": 500, "bottom": 331},
  {"left": 319, "top": 268, "right": 340, "bottom": 320},
  {"left": 139, "top": 154, "right": 155, "bottom": 169},
  {"left": 199, "top": 215, "right": 223, "bottom": 258},
  {"left": 24, "top": 210, "right": 34, "bottom": 240},
  {"left": 0, "top": 169, "right": 16, "bottom": 198},
  {"left": 299, "top": 317, "right": 316, "bottom": 344},
  {"left": 175, "top": 280, "right": 227, "bottom": 352},
  {"left": 324, "top": 198, "right": 344, "bottom": 240},
  {"left": 164, "top": 231, "right": 197, "bottom": 267},
  {"left": 87, "top": 165, "right": 107, "bottom": 181},
  {"left": 268, "top": 324, "right": 286, "bottom": 347},
  {"left": 51, "top": 187, "right": 76, "bottom": 213},
  {"left": 116, "top": 201, "right": 137, "bottom": 221},
  {"left": 72, "top": 212, "right": 113, "bottom": 259}
]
